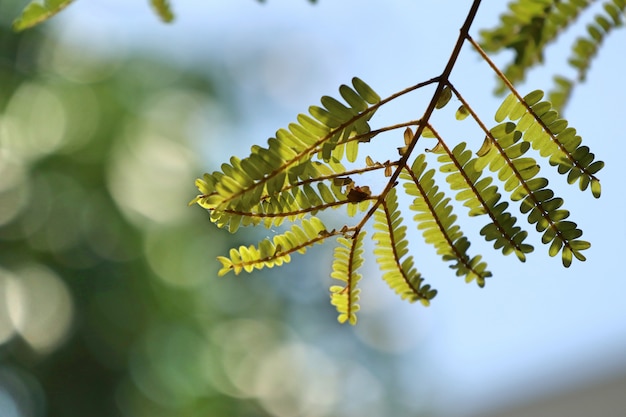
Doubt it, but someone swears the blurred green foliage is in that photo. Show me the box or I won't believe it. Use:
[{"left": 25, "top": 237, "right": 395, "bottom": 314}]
[
  {"left": 0, "top": 2, "right": 430, "bottom": 417},
  {"left": 12, "top": 0, "right": 76, "bottom": 32},
  {"left": 11, "top": 0, "right": 318, "bottom": 32}
]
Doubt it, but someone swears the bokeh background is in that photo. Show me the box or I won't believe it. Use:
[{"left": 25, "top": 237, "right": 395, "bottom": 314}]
[{"left": 1, "top": 1, "right": 625, "bottom": 417}]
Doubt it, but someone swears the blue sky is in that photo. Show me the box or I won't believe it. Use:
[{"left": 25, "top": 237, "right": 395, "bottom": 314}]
[{"left": 54, "top": 1, "right": 626, "bottom": 415}]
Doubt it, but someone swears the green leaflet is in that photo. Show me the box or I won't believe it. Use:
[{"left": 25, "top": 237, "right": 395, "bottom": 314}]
[
  {"left": 192, "top": 77, "right": 381, "bottom": 231},
  {"left": 401, "top": 155, "right": 492, "bottom": 286},
  {"left": 430, "top": 142, "right": 532, "bottom": 261},
  {"left": 436, "top": 86, "right": 453, "bottom": 109},
  {"left": 351, "top": 77, "right": 381, "bottom": 104},
  {"left": 372, "top": 188, "right": 437, "bottom": 303},
  {"left": 455, "top": 105, "right": 470, "bottom": 120},
  {"left": 151, "top": 0, "right": 175, "bottom": 22},
  {"left": 330, "top": 231, "right": 366, "bottom": 325},
  {"left": 216, "top": 217, "right": 329, "bottom": 276},
  {"left": 13, "top": 0, "right": 75, "bottom": 31},
  {"left": 494, "top": 90, "right": 604, "bottom": 198}
]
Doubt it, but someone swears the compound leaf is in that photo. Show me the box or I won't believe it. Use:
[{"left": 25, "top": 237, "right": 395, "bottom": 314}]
[
  {"left": 330, "top": 231, "right": 366, "bottom": 325},
  {"left": 402, "top": 154, "right": 492, "bottom": 286},
  {"left": 372, "top": 188, "right": 437, "bottom": 304}
]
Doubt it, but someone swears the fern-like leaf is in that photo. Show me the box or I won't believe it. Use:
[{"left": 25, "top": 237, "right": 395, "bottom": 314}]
[
  {"left": 429, "top": 139, "right": 533, "bottom": 261},
  {"left": 476, "top": 122, "right": 589, "bottom": 267},
  {"left": 495, "top": 89, "right": 603, "bottom": 197},
  {"left": 372, "top": 188, "right": 437, "bottom": 303},
  {"left": 330, "top": 231, "right": 366, "bottom": 325},
  {"left": 568, "top": 1, "right": 625, "bottom": 83},
  {"left": 401, "top": 154, "right": 492, "bottom": 287},
  {"left": 193, "top": 77, "right": 381, "bottom": 231},
  {"left": 193, "top": 161, "right": 378, "bottom": 233},
  {"left": 546, "top": 0, "right": 626, "bottom": 112},
  {"left": 216, "top": 217, "right": 331, "bottom": 276}
]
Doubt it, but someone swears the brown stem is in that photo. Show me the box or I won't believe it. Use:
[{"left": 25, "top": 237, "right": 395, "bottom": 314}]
[{"left": 356, "top": 0, "right": 483, "bottom": 232}]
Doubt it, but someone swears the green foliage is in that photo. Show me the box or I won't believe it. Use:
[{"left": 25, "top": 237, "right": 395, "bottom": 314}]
[
  {"left": 191, "top": 76, "right": 380, "bottom": 235},
  {"left": 480, "top": 0, "right": 586, "bottom": 90},
  {"left": 429, "top": 140, "right": 532, "bottom": 262},
  {"left": 480, "top": 0, "right": 626, "bottom": 110},
  {"left": 476, "top": 121, "right": 587, "bottom": 267},
  {"left": 567, "top": 0, "right": 625, "bottom": 84},
  {"left": 549, "top": 0, "right": 626, "bottom": 109},
  {"left": 12, "top": 0, "right": 607, "bottom": 325},
  {"left": 12, "top": 0, "right": 172, "bottom": 30},
  {"left": 401, "top": 153, "right": 492, "bottom": 287},
  {"left": 0, "top": 20, "right": 270, "bottom": 414},
  {"left": 372, "top": 187, "right": 437, "bottom": 304},
  {"left": 11, "top": 0, "right": 319, "bottom": 31},
  {"left": 494, "top": 89, "right": 603, "bottom": 197},
  {"left": 1, "top": 9, "right": 431, "bottom": 416},
  {"left": 151, "top": 0, "right": 175, "bottom": 22},
  {"left": 216, "top": 217, "right": 330, "bottom": 276},
  {"left": 12, "top": 0, "right": 75, "bottom": 31},
  {"left": 330, "top": 231, "right": 366, "bottom": 325},
  {"left": 192, "top": 0, "right": 604, "bottom": 324}
]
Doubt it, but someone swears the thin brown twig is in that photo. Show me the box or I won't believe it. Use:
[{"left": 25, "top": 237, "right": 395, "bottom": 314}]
[{"left": 355, "top": 0, "right": 483, "bottom": 232}]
